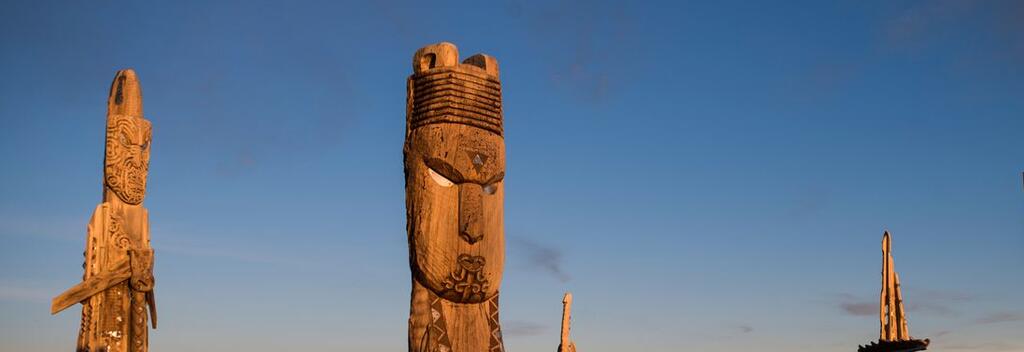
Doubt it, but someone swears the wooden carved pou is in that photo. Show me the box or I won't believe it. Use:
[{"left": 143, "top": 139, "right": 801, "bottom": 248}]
[
  {"left": 857, "top": 231, "right": 929, "bottom": 352},
  {"left": 52, "top": 70, "right": 157, "bottom": 352},
  {"left": 405, "top": 42, "right": 506, "bottom": 352}
]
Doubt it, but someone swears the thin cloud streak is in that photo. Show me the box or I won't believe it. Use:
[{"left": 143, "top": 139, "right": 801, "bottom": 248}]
[
  {"left": 157, "top": 242, "right": 292, "bottom": 265},
  {"left": 835, "top": 290, "right": 974, "bottom": 318},
  {"left": 501, "top": 320, "right": 547, "bottom": 337},
  {"left": 975, "top": 312, "right": 1024, "bottom": 325},
  {"left": 942, "top": 342, "right": 1021, "bottom": 352},
  {"left": 513, "top": 237, "right": 570, "bottom": 283},
  {"left": 841, "top": 301, "right": 876, "bottom": 316},
  {"left": 0, "top": 282, "right": 54, "bottom": 303}
]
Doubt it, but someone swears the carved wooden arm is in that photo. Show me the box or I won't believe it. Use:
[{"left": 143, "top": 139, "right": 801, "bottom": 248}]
[{"left": 51, "top": 248, "right": 157, "bottom": 329}]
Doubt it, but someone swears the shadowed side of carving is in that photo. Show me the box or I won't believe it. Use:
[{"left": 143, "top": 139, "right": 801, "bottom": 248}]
[{"left": 488, "top": 295, "right": 505, "bottom": 352}]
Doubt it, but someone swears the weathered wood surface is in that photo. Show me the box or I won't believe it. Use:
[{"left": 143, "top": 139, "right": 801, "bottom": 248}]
[
  {"left": 559, "top": 292, "right": 577, "bottom": 352},
  {"left": 860, "top": 231, "right": 929, "bottom": 352},
  {"left": 51, "top": 69, "right": 156, "bottom": 352},
  {"left": 51, "top": 257, "right": 130, "bottom": 315},
  {"left": 880, "top": 231, "right": 912, "bottom": 342},
  {"left": 405, "top": 42, "right": 506, "bottom": 352}
]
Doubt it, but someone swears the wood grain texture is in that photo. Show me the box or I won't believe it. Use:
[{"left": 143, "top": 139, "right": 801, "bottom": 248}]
[
  {"left": 51, "top": 258, "right": 130, "bottom": 315},
  {"left": 52, "top": 70, "right": 156, "bottom": 352},
  {"left": 880, "top": 231, "right": 912, "bottom": 342},
  {"left": 406, "top": 42, "right": 506, "bottom": 352},
  {"left": 559, "top": 292, "right": 576, "bottom": 352},
  {"left": 858, "top": 231, "right": 929, "bottom": 352}
]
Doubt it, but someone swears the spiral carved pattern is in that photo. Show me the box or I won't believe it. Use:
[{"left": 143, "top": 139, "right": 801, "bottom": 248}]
[{"left": 108, "top": 214, "right": 131, "bottom": 250}]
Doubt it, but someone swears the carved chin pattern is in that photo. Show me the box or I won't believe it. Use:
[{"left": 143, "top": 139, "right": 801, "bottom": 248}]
[
  {"left": 440, "top": 254, "right": 490, "bottom": 303},
  {"left": 104, "top": 115, "right": 150, "bottom": 205},
  {"left": 106, "top": 162, "right": 147, "bottom": 204}
]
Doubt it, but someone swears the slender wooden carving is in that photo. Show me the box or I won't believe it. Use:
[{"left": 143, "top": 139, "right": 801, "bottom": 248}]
[
  {"left": 858, "top": 231, "right": 928, "bottom": 352},
  {"left": 52, "top": 70, "right": 156, "bottom": 352},
  {"left": 558, "top": 292, "right": 577, "bottom": 352},
  {"left": 405, "top": 42, "right": 505, "bottom": 352}
]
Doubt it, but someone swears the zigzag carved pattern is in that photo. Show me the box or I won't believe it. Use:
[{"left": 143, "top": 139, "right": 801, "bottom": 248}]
[
  {"left": 427, "top": 291, "right": 452, "bottom": 352},
  {"left": 487, "top": 294, "right": 505, "bottom": 352}
]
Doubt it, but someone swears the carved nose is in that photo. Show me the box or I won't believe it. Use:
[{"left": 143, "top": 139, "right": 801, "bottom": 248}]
[
  {"left": 461, "top": 228, "right": 483, "bottom": 244},
  {"left": 459, "top": 183, "right": 484, "bottom": 244}
]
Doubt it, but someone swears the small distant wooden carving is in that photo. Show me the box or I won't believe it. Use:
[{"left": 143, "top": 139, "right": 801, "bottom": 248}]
[
  {"left": 405, "top": 42, "right": 506, "bottom": 352},
  {"left": 52, "top": 70, "right": 156, "bottom": 352},
  {"left": 558, "top": 292, "right": 577, "bottom": 352},
  {"left": 858, "top": 231, "right": 928, "bottom": 352}
]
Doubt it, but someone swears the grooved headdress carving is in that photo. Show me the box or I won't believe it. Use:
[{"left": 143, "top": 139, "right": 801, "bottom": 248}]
[{"left": 405, "top": 42, "right": 506, "bottom": 352}]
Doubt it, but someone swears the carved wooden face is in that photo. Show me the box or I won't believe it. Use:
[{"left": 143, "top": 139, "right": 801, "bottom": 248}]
[
  {"left": 104, "top": 114, "right": 152, "bottom": 205},
  {"left": 406, "top": 124, "right": 505, "bottom": 303}
]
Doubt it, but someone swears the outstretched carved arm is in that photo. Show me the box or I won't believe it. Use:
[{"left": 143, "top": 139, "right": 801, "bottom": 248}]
[{"left": 52, "top": 247, "right": 155, "bottom": 328}]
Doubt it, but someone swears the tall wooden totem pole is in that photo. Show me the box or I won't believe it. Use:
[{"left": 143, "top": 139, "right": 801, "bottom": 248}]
[
  {"left": 858, "top": 231, "right": 928, "bottom": 352},
  {"left": 52, "top": 69, "right": 157, "bottom": 352},
  {"left": 405, "top": 42, "right": 506, "bottom": 352}
]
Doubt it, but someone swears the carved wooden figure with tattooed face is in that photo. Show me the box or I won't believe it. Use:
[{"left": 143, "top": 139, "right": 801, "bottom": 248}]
[
  {"left": 405, "top": 42, "right": 507, "bottom": 352},
  {"left": 104, "top": 102, "right": 151, "bottom": 205},
  {"left": 52, "top": 70, "right": 156, "bottom": 352}
]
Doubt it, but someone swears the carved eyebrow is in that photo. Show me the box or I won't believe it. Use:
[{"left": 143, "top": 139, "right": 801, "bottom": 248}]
[{"left": 423, "top": 157, "right": 465, "bottom": 183}]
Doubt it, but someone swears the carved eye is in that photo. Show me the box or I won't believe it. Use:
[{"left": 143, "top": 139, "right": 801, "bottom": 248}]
[
  {"left": 140, "top": 141, "right": 149, "bottom": 150},
  {"left": 119, "top": 132, "right": 130, "bottom": 145},
  {"left": 428, "top": 167, "right": 454, "bottom": 187},
  {"left": 483, "top": 182, "right": 498, "bottom": 195}
]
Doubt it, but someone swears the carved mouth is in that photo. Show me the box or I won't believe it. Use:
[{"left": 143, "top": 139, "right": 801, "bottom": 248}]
[
  {"left": 126, "top": 167, "right": 146, "bottom": 197},
  {"left": 109, "top": 156, "right": 147, "bottom": 204},
  {"left": 440, "top": 254, "right": 490, "bottom": 302}
]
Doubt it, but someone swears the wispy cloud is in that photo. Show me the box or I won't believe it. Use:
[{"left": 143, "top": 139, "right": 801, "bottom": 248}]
[
  {"left": 513, "top": 0, "right": 638, "bottom": 103},
  {"left": 0, "top": 281, "right": 54, "bottom": 303},
  {"left": 834, "top": 290, "right": 974, "bottom": 318},
  {"left": 0, "top": 214, "right": 83, "bottom": 242},
  {"left": 513, "top": 238, "right": 570, "bottom": 282},
  {"left": 942, "top": 342, "right": 1021, "bottom": 352},
  {"left": 975, "top": 312, "right": 1024, "bottom": 325},
  {"left": 501, "top": 320, "right": 547, "bottom": 337},
  {"left": 883, "top": 0, "right": 974, "bottom": 48},
  {"left": 841, "top": 301, "right": 876, "bottom": 316},
  {"left": 916, "top": 289, "right": 975, "bottom": 302},
  {"left": 882, "top": 0, "right": 1024, "bottom": 63},
  {"left": 156, "top": 241, "right": 294, "bottom": 265},
  {"left": 835, "top": 292, "right": 875, "bottom": 316}
]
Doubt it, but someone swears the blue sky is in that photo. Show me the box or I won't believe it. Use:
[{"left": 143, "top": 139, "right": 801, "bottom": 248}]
[{"left": 1, "top": 1, "right": 1022, "bottom": 351}]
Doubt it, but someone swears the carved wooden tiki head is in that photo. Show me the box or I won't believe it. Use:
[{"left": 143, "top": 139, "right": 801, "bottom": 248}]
[
  {"left": 405, "top": 42, "right": 504, "bottom": 304},
  {"left": 104, "top": 70, "right": 152, "bottom": 205}
]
